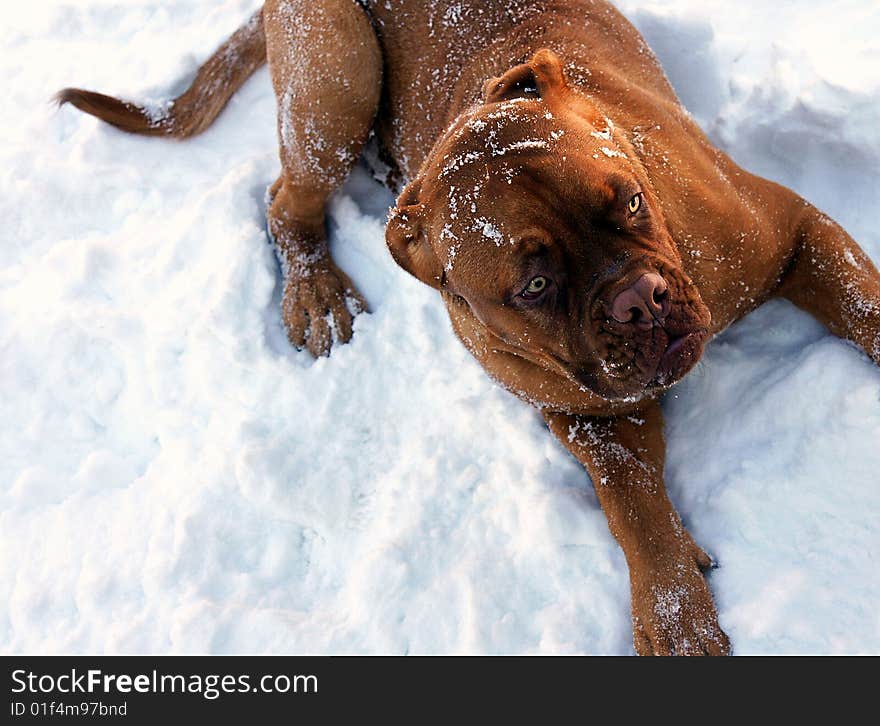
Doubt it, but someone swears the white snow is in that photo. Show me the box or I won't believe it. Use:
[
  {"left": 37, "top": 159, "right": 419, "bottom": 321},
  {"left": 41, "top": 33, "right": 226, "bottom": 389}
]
[{"left": 1, "top": 0, "right": 879, "bottom": 654}]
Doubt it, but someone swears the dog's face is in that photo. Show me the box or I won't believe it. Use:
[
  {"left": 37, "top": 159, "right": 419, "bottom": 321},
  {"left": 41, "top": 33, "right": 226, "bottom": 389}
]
[{"left": 387, "top": 50, "right": 711, "bottom": 402}]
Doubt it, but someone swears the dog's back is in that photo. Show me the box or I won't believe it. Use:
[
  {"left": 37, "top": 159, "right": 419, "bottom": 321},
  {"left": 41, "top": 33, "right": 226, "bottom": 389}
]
[{"left": 363, "top": 0, "right": 682, "bottom": 178}]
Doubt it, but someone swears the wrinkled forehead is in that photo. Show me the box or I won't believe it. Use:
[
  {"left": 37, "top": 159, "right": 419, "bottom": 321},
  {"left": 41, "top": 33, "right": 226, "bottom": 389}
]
[
  {"left": 431, "top": 98, "right": 566, "bottom": 181},
  {"left": 428, "top": 144, "right": 616, "bottom": 256},
  {"left": 425, "top": 98, "right": 628, "bottom": 216},
  {"left": 428, "top": 96, "right": 628, "bottom": 178},
  {"left": 418, "top": 98, "right": 636, "bottom": 292}
]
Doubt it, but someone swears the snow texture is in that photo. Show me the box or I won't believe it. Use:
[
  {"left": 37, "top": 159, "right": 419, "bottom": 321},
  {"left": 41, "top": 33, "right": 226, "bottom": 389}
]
[{"left": 1, "top": 0, "right": 879, "bottom": 654}]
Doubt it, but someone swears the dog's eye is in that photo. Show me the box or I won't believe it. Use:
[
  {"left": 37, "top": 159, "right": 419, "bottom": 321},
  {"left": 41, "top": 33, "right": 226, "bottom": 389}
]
[
  {"left": 628, "top": 194, "right": 642, "bottom": 214},
  {"left": 520, "top": 276, "right": 550, "bottom": 300}
]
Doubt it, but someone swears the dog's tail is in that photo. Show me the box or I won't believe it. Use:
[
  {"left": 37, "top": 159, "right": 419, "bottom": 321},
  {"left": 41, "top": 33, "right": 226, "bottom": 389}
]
[{"left": 55, "top": 9, "right": 266, "bottom": 138}]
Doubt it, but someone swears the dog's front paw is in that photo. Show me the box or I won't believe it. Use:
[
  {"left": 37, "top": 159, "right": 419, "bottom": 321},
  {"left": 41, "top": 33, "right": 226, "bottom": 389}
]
[
  {"left": 630, "top": 556, "right": 730, "bottom": 656},
  {"left": 282, "top": 258, "right": 367, "bottom": 358}
]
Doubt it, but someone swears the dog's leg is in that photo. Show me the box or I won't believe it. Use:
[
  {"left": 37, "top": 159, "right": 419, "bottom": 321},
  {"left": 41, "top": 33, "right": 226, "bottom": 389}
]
[
  {"left": 544, "top": 402, "right": 730, "bottom": 656},
  {"left": 263, "top": 0, "right": 381, "bottom": 357},
  {"left": 778, "top": 204, "right": 880, "bottom": 365}
]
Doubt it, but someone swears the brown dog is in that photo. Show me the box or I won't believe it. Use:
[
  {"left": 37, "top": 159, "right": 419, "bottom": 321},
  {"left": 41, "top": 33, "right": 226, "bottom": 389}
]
[{"left": 58, "top": 0, "right": 880, "bottom": 655}]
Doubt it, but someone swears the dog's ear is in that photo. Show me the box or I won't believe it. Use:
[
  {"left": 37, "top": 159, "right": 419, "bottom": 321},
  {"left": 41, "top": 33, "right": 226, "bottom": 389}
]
[
  {"left": 386, "top": 179, "right": 445, "bottom": 290},
  {"left": 483, "top": 49, "right": 568, "bottom": 103}
]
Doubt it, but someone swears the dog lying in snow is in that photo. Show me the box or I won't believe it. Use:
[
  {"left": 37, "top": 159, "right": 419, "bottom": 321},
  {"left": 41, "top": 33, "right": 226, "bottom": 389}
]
[{"left": 57, "top": 0, "right": 880, "bottom": 655}]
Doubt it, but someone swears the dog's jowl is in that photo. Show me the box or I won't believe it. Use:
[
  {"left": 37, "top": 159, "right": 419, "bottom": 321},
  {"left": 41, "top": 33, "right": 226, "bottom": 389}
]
[{"left": 58, "top": 0, "right": 880, "bottom": 655}]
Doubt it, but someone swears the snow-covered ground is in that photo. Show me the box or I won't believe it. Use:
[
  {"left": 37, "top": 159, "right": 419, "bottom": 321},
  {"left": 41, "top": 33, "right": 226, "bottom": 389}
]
[{"left": 1, "top": 0, "right": 878, "bottom": 654}]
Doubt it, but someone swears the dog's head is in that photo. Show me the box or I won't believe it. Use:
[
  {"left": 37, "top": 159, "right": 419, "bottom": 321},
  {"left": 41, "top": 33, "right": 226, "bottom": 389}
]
[{"left": 386, "top": 49, "right": 711, "bottom": 402}]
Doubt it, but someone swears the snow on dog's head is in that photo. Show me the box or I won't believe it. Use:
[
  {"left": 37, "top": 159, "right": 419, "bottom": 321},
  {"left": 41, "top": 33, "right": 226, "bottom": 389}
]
[{"left": 386, "top": 50, "right": 711, "bottom": 404}]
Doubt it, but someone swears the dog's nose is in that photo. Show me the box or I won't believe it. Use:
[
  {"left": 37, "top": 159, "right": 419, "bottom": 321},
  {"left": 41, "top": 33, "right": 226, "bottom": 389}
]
[{"left": 610, "top": 273, "right": 670, "bottom": 329}]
